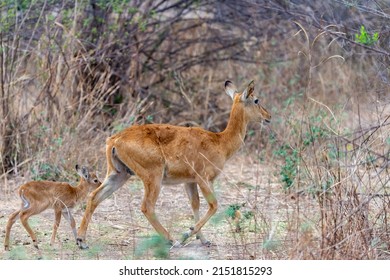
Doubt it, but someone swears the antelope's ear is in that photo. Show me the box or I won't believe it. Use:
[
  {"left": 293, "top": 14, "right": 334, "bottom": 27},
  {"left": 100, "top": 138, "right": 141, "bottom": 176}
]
[
  {"left": 225, "top": 80, "right": 237, "bottom": 99},
  {"left": 241, "top": 80, "right": 255, "bottom": 101},
  {"left": 76, "top": 165, "right": 90, "bottom": 180}
]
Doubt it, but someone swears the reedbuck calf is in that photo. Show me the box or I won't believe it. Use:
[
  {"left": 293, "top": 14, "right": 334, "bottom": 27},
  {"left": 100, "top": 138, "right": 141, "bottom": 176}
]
[
  {"left": 76, "top": 80, "right": 271, "bottom": 249},
  {"left": 4, "top": 165, "right": 101, "bottom": 250}
]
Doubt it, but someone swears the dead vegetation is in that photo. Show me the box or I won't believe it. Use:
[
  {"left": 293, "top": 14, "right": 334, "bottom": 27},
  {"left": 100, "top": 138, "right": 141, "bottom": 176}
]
[{"left": 0, "top": 0, "right": 389, "bottom": 260}]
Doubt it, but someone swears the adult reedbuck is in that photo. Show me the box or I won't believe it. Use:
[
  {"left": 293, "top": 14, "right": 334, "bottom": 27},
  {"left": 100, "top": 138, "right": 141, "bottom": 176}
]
[
  {"left": 76, "top": 80, "right": 271, "bottom": 249},
  {"left": 4, "top": 165, "right": 101, "bottom": 250}
]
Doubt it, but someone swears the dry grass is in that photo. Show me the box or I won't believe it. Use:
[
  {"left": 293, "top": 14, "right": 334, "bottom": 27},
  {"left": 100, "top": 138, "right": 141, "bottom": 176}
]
[{"left": 0, "top": 1, "right": 389, "bottom": 260}]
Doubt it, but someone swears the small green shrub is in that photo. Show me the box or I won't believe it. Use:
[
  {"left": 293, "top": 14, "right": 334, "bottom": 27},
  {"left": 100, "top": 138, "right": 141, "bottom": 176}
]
[
  {"left": 31, "top": 163, "right": 62, "bottom": 181},
  {"left": 135, "top": 235, "right": 170, "bottom": 259},
  {"left": 274, "top": 112, "right": 330, "bottom": 189},
  {"left": 225, "top": 204, "right": 241, "bottom": 219},
  {"left": 6, "top": 246, "right": 29, "bottom": 260},
  {"left": 355, "top": 25, "right": 379, "bottom": 46}
]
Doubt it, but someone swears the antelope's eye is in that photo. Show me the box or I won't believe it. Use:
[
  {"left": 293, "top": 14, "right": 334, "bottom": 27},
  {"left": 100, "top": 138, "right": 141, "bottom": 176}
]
[
  {"left": 254, "top": 99, "right": 259, "bottom": 104},
  {"left": 93, "top": 179, "right": 99, "bottom": 184}
]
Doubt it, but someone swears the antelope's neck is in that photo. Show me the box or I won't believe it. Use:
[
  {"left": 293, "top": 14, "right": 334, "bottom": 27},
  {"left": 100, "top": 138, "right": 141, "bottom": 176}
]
[
  {"left": 75, "top": 182, "right": 88, "bottom": 201},
  {"left": 219, "top": 102, "right": 248, "bottom": 159}
]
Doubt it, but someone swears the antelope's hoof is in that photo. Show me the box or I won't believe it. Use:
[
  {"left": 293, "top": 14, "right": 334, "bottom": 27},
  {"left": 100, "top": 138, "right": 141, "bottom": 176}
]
[
  {"left": 77, "top": 238, "right": 89, "bottom": 250},
  {"left": 182, "top": 232, "right": 190, "bottom": 240},
  {"left": 195, "top": 236, "right": 211, "bottom": 246},
  {"left": 181, "top": 232, "right": 191, "bottom": 244}
]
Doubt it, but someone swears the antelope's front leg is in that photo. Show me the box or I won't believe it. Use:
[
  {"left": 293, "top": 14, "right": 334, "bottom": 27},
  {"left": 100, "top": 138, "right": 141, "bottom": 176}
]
[
  {"left": 182, "top": 179, "right": 217, "bottom": 245},
  {"left": 140, "top": 176, "right": 177, "bottom": 245},
  {"left": 62, "top": 208, "right": 77, "bottom": 242},
  {"left": 184, "top": 183, "right": 210, "bottom": 245},
  {"left": 50, "top": 209, "right": 62, "bottom": 246}
]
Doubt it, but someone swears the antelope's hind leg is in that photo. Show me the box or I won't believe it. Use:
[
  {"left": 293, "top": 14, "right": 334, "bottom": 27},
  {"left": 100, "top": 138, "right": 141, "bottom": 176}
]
[
  {"left": 19, "top": 209, "right": 40, "bottom": 249},
  {"left": 77, "top": 170, "right": 130, "bottom": 249},
  {"left": 4, "top": 210, "right": 20, "bottom": 250}
]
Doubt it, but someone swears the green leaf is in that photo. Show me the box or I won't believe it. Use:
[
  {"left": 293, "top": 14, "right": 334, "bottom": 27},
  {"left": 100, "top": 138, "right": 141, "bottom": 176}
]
[{"left": 355, "top": 25, "right": 378, "bottom": 46}]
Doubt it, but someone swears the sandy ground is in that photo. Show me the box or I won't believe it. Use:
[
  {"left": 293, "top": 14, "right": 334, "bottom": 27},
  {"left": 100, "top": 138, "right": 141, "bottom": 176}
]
[{"left": 0, "top": 153, "right": 291, "bottom": 260}]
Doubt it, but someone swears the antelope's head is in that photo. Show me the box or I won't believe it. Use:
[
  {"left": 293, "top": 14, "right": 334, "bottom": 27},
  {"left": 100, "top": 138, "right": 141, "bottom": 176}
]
[
  {"left": 75, "top": 165, "right": 101, "bottom": 192},
  {"left": 225, "top": 80, "right": 271, "bottom": 124}
]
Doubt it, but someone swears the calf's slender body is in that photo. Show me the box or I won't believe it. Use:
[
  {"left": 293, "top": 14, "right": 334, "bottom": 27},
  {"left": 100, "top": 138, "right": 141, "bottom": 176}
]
[
  {"left": 4, "top": 165, "right": 101, "bottom": 250},
  {"left": 77, "top": 80, "right": 271, "bottom": 248}
]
